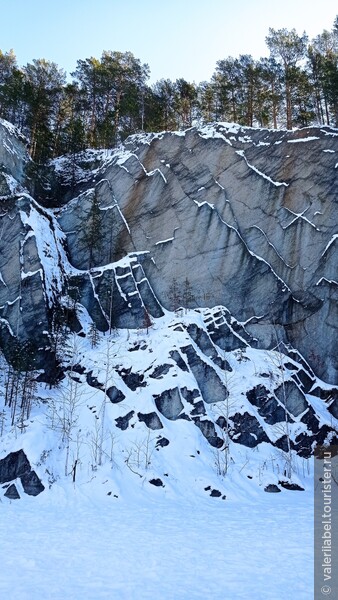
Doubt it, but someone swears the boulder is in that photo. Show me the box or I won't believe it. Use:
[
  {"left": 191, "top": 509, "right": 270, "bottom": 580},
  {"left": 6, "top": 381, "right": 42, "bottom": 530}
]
[
  {"left": 137, "top": 411, "right": 163, "bottom": 430},
  {"left": 181, "top": 344, "right": 228, "bottom": 404},
  {"left": 154, "top": 388, "right": 184, "bottom": 420},
  {"left": 0, "top": 450, "right": 44, "bottom": 497},
  {"left": 4, "top": 483, "right": 20, "bottom": 500},
  {"left": 274, "top": 381, "right": 307, "bottom": 417}
]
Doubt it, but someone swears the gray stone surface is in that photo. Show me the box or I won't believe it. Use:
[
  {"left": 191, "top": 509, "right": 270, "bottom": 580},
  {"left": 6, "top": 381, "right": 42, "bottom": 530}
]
[
  {"left": 55, "top": 124, "right": 337, "bottom": 382},
  {"left": 246, "top": 385, "right": 289, "bottom": 425},
  {"left": 154, "top": 388, "right": 184, "bottom": 420},
  {"left": 229, "top": 412, "right": 270, "bottom": 447},
  {"left": 0, "top": 120, "right": 337, "bottom": 388},
  {"left": 115, "top": 410, "right": 134, "bottom": 430},
  {"left": 4, "top": 483, "right": 20, "bottom": 499},
  {"left": 0, "top": 449, "right": 31, "bottom": 482},
  {"left": 181, "top": 344, "right": 228, "bottom": 404},
  {"left": 193, "top": 417, "right": 223, "bottom": 448},
  {"left": 137, "top": 411, "right": 163, "bottom": 430},
  {"left": 275, "top": 380, "right": 308, "bottom": 417},
  {"left": 106, "top": 386, "right": 125, "bottom": 404},
  {"left": 0, "top": 119, "right": 28, "bottom": 184},
  {"left": 186, "top": 323, "right": 231, "bottom": 370},
  {"left": 264, "top": 484, "right": 281, "bottom": 493},
  {"left": 21, "top": 470, "right": 45, "bottom": 496}
]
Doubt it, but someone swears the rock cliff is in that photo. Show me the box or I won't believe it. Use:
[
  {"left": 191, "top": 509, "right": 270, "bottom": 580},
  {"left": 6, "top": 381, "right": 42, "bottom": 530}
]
[
  {"left": 0, "top": 119, "right": 337, "bottom": 490},
  {"left": 55, "top": 123, "right": 337, "bottom": 384},
  {"left": 2, "top": 120, "right": 335, "bottom": 381}
]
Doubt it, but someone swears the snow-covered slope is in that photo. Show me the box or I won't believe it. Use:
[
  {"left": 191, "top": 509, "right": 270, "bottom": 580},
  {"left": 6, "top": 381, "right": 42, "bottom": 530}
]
[{"left": 0, "top": 306, "right": 337, "bottom": 502}]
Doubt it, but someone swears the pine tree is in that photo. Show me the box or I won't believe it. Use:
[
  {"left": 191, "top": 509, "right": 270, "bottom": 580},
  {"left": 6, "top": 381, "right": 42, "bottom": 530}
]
[
  {"left": 151, "top": 79, "right": 179, "bottom": 130},
  {"left": 168, "top": 278, "right": 182, "bottom": 314},
  {"left": 174, "top": 78, "right": 198, "bottom": 128},
  {"left": 4, "top": 340, "right": 37, "bottom": 427},
  {"left": 88, "top": 321, "right": 100, "bottom": 348},
  {"left": 182, "top": 277, "right": 195, "bottom": 312},
  {"left": 255, "top": 57, "right": 283, "bottom": 127},
  {"left": 266, "top": 28, "right": 308, "bottom": 129},
  {"left": 82, "top": 191, "right": 103, "bottom": 268},
  {"left": 22, "top": 58, "right": 66, "bottom": 163},
  {"left": 0, "top": 49, "right": 24, "bottom": 124},
  {"left": 198, "top": 81, "right": 218, "bottom": 122}
]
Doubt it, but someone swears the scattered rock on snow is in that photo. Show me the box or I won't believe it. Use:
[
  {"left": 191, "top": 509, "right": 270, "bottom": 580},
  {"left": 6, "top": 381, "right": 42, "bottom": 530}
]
[
  {"left": 149, "top": 478, "right": 164, "bottom": 487},
  {"left": 278, "top": 481, "right": 304, "bottom": 491},
  {"left": 4, "top": 483, "right": 20, "bottom": 500},
  {"left": 0, "top": 450, "right": 44, "bottom": 497},
  {"left": 137, "top": 411, "right": 163, "bottom": 430},
  {"left": 264, "top": 484, "right": 281, "bottom": 493}
]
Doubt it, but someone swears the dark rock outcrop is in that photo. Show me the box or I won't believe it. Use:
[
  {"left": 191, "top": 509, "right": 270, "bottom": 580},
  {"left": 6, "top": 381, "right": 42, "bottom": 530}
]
[
  {"left": 137, "top": 411, "right": 163, "bottom": 430},
  {"left": 279, "top": 481, "right": 304, "bottom": 491},
  {"left": 0, "top": 450, "right": 44, "bottom": 497},
  {"left": 274, "top": 381, "right": 307, "bottom": 417},
  {"left": 246, "top": 385, "right": 289, "bottom": 425},
  {"left": 117, "top": 367, "right": 147, "bottom": 391},
  {"left": 21, "top": 470, "right": 45, "bottom": 496},
  {"left": 149, "top": 478, "right": 164, "bottom": 487},
  {"left": 106, "top": 386, "right": 125, "bottom": 404},
  {"left": 229, "top": 412, "right": 270, "bottom": 448},
  {"left": 155, "top": 436, "right": 170, "bottom": 448},
  {"left": 154, "top": 388, "right": 184, "bottom": 420},
  {"left": 181, "top": 345, "right": 228, "bottom": 404},
  {"left": 115, "top": 410, "right": 135, "bottom": 430},
  {"left": 4, "top": 483, "right": 20, "bottom": 499},
  {"left": 193, "top": 417, "right": 223, "bottom": 448},
  {"left": 0, "top": 449, "right": 32, "bottom": 482},
  {"left": 264, "top": 484, "right": 281, "bottom": 493}
]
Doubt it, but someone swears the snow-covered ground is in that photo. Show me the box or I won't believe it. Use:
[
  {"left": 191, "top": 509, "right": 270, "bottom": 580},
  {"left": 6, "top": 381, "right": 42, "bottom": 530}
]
[
  {"left": 0, "top": 313, "right": 325, "bottom": 599},
  {"left": 1, "top": 486, "right": 312, "bottom": 600},
  {"left": 0, "top": 297, "right": 325, "bottom": 600}
]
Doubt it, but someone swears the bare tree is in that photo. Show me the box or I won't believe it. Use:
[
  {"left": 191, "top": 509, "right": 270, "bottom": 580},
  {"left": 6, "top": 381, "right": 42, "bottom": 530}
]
[
  {"left": 266, "top": 337, "right": 294, "bottom": 480},
  {"left": 124, "top": 428, "right": 155, "bottom": 476},
  {"left": 212, "top": 358, "right": 236, "bottom": 477},
  {"left": 98, "top": 337, "right": 115, "bottom": 466},
  {"left": 47, "top": 334, "right": 84, "bottom": 476}
]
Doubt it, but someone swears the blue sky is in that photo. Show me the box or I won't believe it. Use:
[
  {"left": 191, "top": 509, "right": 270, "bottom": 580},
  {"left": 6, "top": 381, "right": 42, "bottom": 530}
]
[{"left": 3, "top": 0, "right": 338, "bottom": 83}]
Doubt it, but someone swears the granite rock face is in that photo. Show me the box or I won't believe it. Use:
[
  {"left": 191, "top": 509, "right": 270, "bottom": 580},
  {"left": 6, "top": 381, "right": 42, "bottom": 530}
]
[
  {"left": 1, "top": 119, "right": 338, "bottom": 489},
  {"left": 0, "top": 119, "right": 337, "bottom": 389},
  {"left": 56, "top": 123, "right": 338, "bottom": 383},
  {"left": 0, "top": 119, "right": 28, "bottom": 186}
]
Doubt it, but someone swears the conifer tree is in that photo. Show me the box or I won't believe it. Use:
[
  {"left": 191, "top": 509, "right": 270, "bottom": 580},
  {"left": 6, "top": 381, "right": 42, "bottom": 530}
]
[
  {"left": 266, "top": 28, "right": 308, "bottom": 129},
  {"left": 82, "top": 191, "right": 103, "bottom": 268},
  {"left": 22, "top": 59, "right": 66, "bottom": 162},
  {"left": 88, "top": 321, "right": 100, "bottom": 348},
  {"left": 0, "top": 50, "right": 24, "bottom": 124}
]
